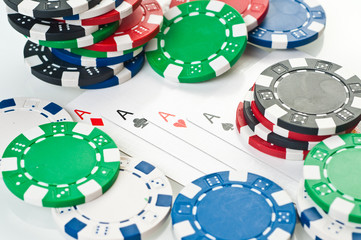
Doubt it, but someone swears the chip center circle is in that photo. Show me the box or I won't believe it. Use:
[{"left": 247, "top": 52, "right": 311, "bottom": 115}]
[
  {"left": 327, "top": 147, "right": 361, "bottom": 200},
  {"left": 261, "top": 0, "right": 308, "bottom": 31},
  {"left": 164, "top": 13, "right": 226, "bottom": 63},
  {"left": 24, "top": 135, "right": 97, "bottom": 185},
  {"left": 76, "top": 170, "right": 149, "bottom": 222},
  {"left": 196, "top": 186, "right": 272, "bottom": 239},
  {"left": 277, "top": 71, "right": 347, "bottom": 115}
]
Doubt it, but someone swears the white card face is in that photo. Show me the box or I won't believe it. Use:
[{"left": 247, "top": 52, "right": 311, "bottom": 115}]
[
  {"left": 66, "top": 48, "right": 310, "bottom": 200},
  {"left": 187, "top": 103, "right": 241, "bottom": 147}
]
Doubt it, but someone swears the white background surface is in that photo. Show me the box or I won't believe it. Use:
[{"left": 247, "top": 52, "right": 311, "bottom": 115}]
[{"left": 0, "top": 0, "right": 361, "bottom": 239}]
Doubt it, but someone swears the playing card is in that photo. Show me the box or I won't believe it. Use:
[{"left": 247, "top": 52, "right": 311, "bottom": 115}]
[{"left": 72, "top": 109, "right": 106, "bottom": 127}]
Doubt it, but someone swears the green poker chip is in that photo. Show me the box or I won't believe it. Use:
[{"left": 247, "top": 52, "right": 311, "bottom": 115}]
[
  {"left": 145, "top": 0, "right": 247, "bottom": 83},
  {"left": 1, "top": 122, "right": 120, "bottom": 208},
  {"left": 69, "top": 44, "right": 144, "bottom": 58},
  {"left": 304, "top": 133, "right": 361, "bottom": 224},
  {"left": 26, "top": 21, "right": 119, "bottom": 49}
]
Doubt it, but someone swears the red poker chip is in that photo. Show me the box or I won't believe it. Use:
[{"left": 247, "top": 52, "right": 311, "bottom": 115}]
[
  {"left": 169, "top": 0, "right": 269, "bottom": 31},
  {"left": 236, "top": 101, "right": 308, "bottom": 161},
  {"left": 57, "top": 0, "right": 142, "bottom": 26},
  {"left": 84, "top": 0, "right": 163, "bottom": 52},
  {"left": 169, "top": 0, "right": 189, "bottom": 8}
]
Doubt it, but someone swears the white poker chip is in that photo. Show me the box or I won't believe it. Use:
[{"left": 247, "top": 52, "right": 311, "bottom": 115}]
[
  {"left": 52, "top": 156, "right": 173, "bottom": 240},
  {"left": 0, "top": 97, "right": 72, "bottom": 156},
  {"left": 297, "top": 181, "right": 361, "bottom": 240}
]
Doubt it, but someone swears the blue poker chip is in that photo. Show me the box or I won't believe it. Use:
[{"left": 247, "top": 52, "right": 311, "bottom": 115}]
[
  {"left": 81, "top": 52, "right": 145, "bottom": 89},
  {"left": 248, "top": 0, "right": 326, "bottom": 49},
  {"left": 51, "top": 47, "right": 144, "bottom": 67},
  {"left": 296, "top": 182, "right": 361, "bottom": 240},
  {"left": 172, "top": 171, "right": 296, "bottom": 240}
]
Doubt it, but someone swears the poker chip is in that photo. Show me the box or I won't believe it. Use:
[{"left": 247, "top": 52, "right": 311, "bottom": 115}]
[
  {"left": 57, "top": 0, "right": 142, "bottom": 26},
  {"left": 297, "top": 182, "right": 361, "bottom": 240},
  {"left": 69, "top": 44, "right": 144, "bottom": 58},
  {"left": 244, "top": 89, "right": 319, "bottom": 150},
  {"left": 248, "top": 0, "right": 326, "bottom": 49},
  {"left": 251, "top": 101, "right": 334, "bottom": 142},
  {"left": 51, "top": 46, "right": 144, "bottom": 67},
  {"left": 300, "top": 224, "right": 323, "bottom": 240},
  {"left": 236, "top": 101, "right": 308, "bottom": 160},
  {"left": 4, "top": 0, "right": 101, "bottom": 18},
  {"left": 84, "top": 0, "right": 163, "bottom": 52},
  {"left": 254, "top": 58, "right": 361, "bottom": 136},
  {"left": 52, "top": 156, "right": 172, "bottom": 240},
  {"left": 1, "top": 121, "right": 121, "bottom": 207},
  {"left": 24, "top": 41, "right": 123, "bottom": 88},
  {"left": 169, "top": 0, "right": 189, "bottom": 8},
  {"left": 169, "top": 0, "right": 269, "bottom": 31},
  {"left": 172, "top": 170, "right": 296, "bottom": 239},
  {"left": 0, "top": 97, "right": 72, "bottom": 156},
  {"left": 7, "top": 10, "right": 100, "bottom": 41},
  {"left": 56, "top": 0, "right": 124, "bottom": 21},
  {"left": 304, "top": 133, "right": 361, "bottom": 224},
  {"left": 146, "top": 1, "right": 247, "bottom": 83},
  {"left": 27, "top": 21, "right": 119, "bottom": 49},
  {"left": 81, "top": 51, "right": 145, "bottom": 89}
]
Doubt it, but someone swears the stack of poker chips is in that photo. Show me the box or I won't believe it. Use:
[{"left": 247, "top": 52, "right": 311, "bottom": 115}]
[
  {"left": 0, "top": 97, "right": 173, "bottom": 239},
  {"left": 236, "top": 58, "right": 361, "bottom": 161},
  {"left": 5, "top": 0, "right": 164, "bottom": 89},
  {"left": 298, "top": 133, "right": 361, "bottom": 239}
]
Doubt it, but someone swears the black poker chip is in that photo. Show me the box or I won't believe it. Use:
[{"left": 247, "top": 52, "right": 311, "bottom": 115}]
[
  {"left": 4, "top": 0, "right": 101, "bottom": 18},
  {"left": 7, "top": 10, "right": 100, "bottom": 41},
  {"left": 254, "top": 58, "right": 361, "bottom": 136},
  {"left": 23, "top": 41, "right": 123, "bottom": 88}
]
